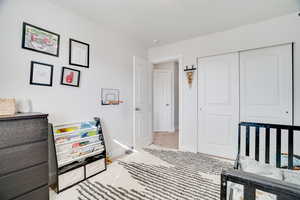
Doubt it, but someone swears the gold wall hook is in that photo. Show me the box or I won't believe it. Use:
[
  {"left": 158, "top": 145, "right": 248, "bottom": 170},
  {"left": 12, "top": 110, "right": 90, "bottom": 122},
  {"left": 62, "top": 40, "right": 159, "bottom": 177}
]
[
  {"left": 184, "top": 65, "right": 196, "bottom": 87},
  {"left": 186, "top": 71, "right": 194, "bottom": 86}
]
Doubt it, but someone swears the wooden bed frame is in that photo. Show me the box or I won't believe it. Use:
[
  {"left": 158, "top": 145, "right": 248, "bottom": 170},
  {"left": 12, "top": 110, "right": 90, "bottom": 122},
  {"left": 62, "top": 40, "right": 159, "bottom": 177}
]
[{"left": 220, "top": 122, "right": 300, "bottom": 200}]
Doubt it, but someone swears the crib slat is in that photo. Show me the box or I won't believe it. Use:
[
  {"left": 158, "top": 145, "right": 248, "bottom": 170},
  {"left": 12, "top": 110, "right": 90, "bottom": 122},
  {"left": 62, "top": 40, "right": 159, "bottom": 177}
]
[
  {"left": 246, "top": 126, "right": 250, "bottom": 156},
  {"left": 220, "top": 174, "right": 227, "bottom": 200},
  {"left": 276, "top": 128, "right": 281, "bottom": 168},
  {"left": 288, "top": 129, "right": 294, "bottom": 169},
  {"left": 255, "top": 127, "right": 260, "bottom": 161},
  {"left": 238, "top": 125, "right": 241, "bottom": 155},
  {"left": 244, "top": 185, "right": 255, "bottom": 200},
  {"left": 240, "top": 122, "right": 299, "bottom": 170},
  {"left": 265, "top": 128, "right": 270, "bottom": 164}
]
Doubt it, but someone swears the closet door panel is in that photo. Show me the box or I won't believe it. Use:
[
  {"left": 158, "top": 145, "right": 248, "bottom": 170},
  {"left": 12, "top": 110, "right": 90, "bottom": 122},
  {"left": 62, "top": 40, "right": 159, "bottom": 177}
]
[
  {"left": 240, "top": 44, "right": 293, "bottom": 125},
  {"left": 197, "top": 53, "right": 239, "bottom": 159}
]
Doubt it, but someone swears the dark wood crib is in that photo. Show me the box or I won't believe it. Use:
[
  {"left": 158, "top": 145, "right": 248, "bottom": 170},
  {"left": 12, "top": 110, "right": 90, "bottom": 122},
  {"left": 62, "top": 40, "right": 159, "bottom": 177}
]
[{"left": 220, "top": 122, "right": 300, "bottom": 200}]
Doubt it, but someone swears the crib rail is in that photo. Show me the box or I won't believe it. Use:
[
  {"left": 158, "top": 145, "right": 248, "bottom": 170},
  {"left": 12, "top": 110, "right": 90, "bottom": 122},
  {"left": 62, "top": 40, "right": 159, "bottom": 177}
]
[
  {"left": 238, "top": 122, "right": 300, "bottom": 169},
  {"left": 221, "top": 169, "right": 300, "bottom": 200}
]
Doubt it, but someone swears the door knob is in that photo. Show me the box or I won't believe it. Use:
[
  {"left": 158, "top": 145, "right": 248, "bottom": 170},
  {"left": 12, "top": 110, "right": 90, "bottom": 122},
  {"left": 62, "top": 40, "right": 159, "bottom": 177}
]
[
  {"left": 135, "top": 108, "right": 140, "bottom": 111},
  {"left": 166, "top": 104, "right": 170, "bottom": 106}
]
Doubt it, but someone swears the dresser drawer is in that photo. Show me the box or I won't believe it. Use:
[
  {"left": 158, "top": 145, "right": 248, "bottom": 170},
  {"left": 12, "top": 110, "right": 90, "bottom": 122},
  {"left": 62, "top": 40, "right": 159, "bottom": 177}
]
[
  {"left": 0, "top": 118, "right": 48, "bottom": 148},
  {"left": 15, "top": 186, "right": 49, "bottom": 200},
  {"left": 0, "top": 163, "right": 48, "bottom": 200},
  {"left": 0, "top": 141, "right": 48, "bottom": 176},
  {"left": 86, "top": 159, "right": 106, "bottom": 178}
]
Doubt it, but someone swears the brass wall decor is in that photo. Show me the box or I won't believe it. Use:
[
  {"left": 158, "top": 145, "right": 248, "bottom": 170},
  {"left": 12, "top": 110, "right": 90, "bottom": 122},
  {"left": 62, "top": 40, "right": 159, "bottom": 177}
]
[{"left": 184, "top": 65, "right": 196, "bottom": 87}]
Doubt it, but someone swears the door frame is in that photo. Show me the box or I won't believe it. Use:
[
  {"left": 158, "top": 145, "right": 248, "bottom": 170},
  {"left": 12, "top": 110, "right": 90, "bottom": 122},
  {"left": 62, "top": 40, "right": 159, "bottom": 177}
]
[
  {"left": 153, "top": 69, "right": 174, "bottom": 132},
  {"left": 150, "top": 55, "right": 183, "bottom": 150}
]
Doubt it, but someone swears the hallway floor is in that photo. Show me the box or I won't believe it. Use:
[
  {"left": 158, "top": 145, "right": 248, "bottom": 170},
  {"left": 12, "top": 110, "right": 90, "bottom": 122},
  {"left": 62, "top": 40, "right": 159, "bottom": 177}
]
[{"left": 153, "top": 130, "right": 179, "bottom": 149}]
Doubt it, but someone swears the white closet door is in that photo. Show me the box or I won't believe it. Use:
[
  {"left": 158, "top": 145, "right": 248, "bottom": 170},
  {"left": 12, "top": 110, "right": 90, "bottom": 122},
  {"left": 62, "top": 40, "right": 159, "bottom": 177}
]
[
  {"left": 240, "top": 44, "right": 293, "bottom": 125},
  {"left": 198, "top": 53, "right": 239, "bottom": 159},
  {"left": 153, "top": 70, "right": 173, "bottom": 132}
]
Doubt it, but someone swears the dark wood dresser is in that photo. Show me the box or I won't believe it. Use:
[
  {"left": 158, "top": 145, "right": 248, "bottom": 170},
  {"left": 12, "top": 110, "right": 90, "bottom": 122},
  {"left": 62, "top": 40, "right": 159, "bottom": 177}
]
[{"left": 0, "top": 113, "right": 49, "bottom": 200}]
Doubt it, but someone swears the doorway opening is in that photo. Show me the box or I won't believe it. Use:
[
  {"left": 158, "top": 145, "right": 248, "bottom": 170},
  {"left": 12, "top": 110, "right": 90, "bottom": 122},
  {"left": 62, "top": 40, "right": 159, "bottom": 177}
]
[{"left": 152, "top": 61, "right": 179, "bottom": 149}]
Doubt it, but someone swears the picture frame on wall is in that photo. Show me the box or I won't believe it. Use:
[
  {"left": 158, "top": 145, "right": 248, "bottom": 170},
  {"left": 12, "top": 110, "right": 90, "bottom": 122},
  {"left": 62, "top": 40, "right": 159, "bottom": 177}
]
[
  {"left": 22, "top": 22, "right": 60, "bottom": 57},
  {"left": 30, "top": 61, "right": 54, "bottom": 87},
  {"left": 101, "top": 88, "right": 120, "bottom": 105},
  {"left": 61, "top": 67, "right": 81, "bottom": 87},
  {"left": 69, "top": 39, "right": 90, "bottom": 68}
]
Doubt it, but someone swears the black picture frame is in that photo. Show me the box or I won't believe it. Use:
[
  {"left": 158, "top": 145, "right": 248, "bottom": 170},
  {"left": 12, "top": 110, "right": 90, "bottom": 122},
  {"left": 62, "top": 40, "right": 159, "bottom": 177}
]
[
  {"left": 30, "top": 61, "right": 54, "bottom": 87},
  {"left": 61, "top": 67, "right": 81, "bottom": 87},
  {"left": 22, "top": 22, "right": 60, "bottom": 57},
  {"left": 69, "top": 39, "right": 90, "bottom": 68}
]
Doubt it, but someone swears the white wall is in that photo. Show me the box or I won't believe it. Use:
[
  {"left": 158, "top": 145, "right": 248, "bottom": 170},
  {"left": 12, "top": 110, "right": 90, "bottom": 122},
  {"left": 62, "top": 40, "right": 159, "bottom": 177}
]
[
  {"left": 149, "top": 12, "right": 300, "bottom": 153},
  {"left": 153, "top": 61, "right": 179, "bottom": 131},
  {"left": 0, "top": 0, "right": 147, "bottom": 157}
]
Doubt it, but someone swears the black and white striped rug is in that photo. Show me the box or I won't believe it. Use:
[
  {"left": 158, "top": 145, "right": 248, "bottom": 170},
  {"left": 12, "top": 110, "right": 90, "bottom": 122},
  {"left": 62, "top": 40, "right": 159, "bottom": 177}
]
[{"left": 76, "top": 148, "right": 232, "bottom": 200}]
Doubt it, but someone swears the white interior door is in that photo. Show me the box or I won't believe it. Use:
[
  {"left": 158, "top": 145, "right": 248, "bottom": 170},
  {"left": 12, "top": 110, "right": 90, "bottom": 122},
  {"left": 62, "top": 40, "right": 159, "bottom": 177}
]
[
  {"left": 240, "top": 44, "right": 293, "bottom": 125},
  {"left": 133, "top": 56, "right": 152, "bottom": 149},
  {"left": 198, "top": 53, "right": 239, "bottom": 159},
  {"left": 153, "top": 70, "right": 173, "bottom": 132}
]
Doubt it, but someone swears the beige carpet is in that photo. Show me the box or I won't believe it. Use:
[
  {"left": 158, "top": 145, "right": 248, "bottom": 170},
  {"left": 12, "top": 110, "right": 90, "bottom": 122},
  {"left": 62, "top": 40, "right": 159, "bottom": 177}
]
[{"left": 153, "top": 131, "right": 179, "bottom": 149}]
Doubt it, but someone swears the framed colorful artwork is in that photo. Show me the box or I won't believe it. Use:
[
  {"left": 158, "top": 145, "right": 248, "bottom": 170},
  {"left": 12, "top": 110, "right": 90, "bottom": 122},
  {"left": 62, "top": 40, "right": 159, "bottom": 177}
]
[
  {"left": 30, "top": 61, "right": 53, "bottom": 87},
  {"left": 101, "top": 88, "right": 120, "bottom": 105},
  {"left": 61, "top": 67, "right": 81, "bottom": 87},
  {"left": 22, "top": 22, "right": 60, "bottom": 57},
  {"left": 69, "top": 39, "right": 90, "bottom": 68}
]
